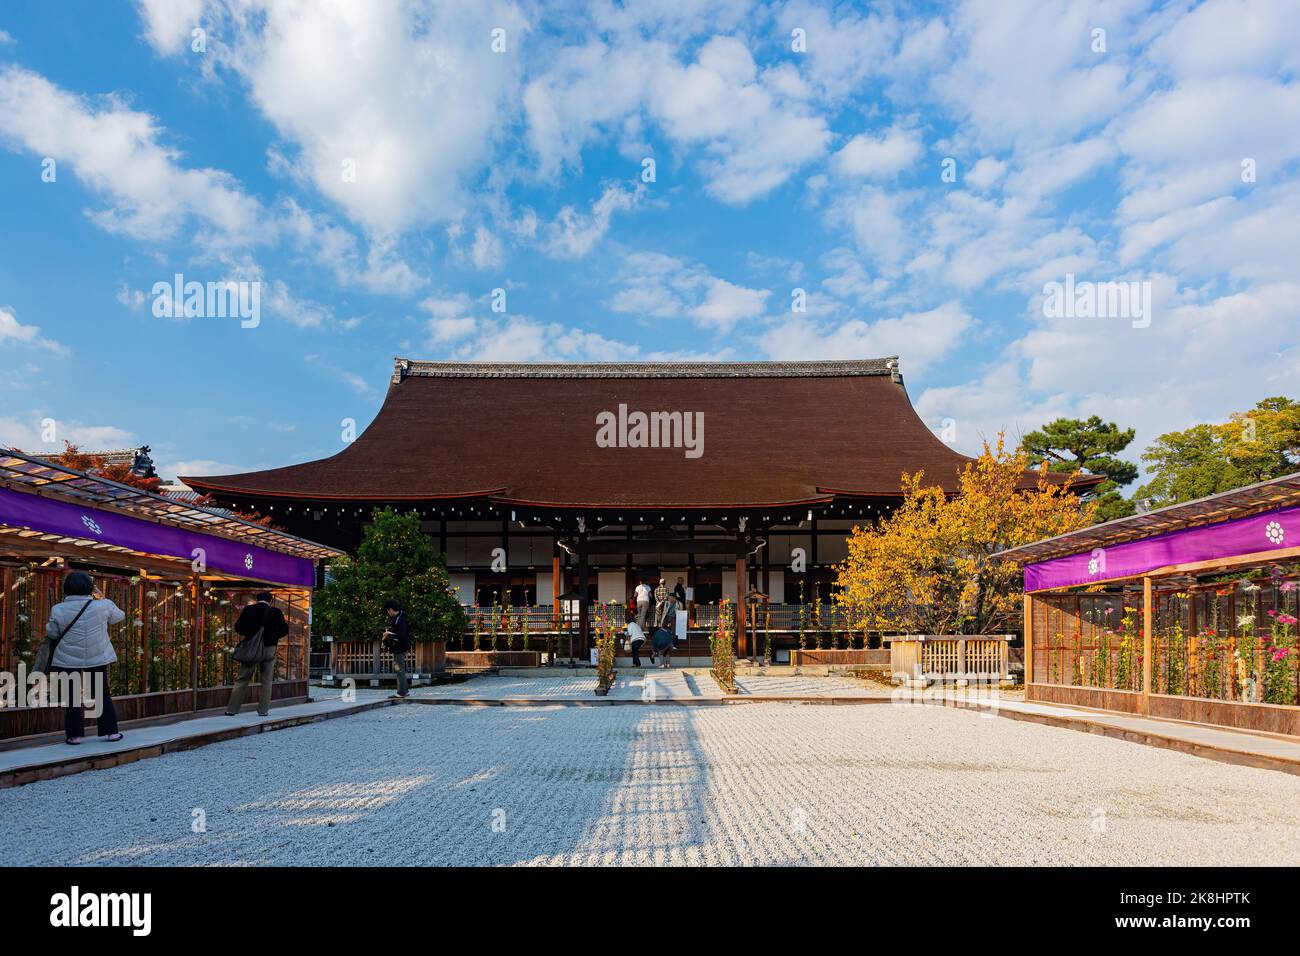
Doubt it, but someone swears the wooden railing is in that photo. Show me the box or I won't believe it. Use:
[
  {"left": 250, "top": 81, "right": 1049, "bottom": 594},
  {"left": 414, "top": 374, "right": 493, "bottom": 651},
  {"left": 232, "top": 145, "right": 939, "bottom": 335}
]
[
  {"left": 892, "top": 635, "right": 1011, "bottom": 682},
  {"left": 460, "top": 603, "right": 861, "bottom": 640},
  {"left": 326, "top": 639, "right": 444, "bottom": 679}
]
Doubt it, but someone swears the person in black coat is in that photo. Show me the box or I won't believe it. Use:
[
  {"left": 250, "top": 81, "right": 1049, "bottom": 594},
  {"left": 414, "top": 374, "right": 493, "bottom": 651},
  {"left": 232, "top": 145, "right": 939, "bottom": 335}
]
[
  {"left": 383, "top": 599, "right": 411, "bottom": 698},
  {"left": 225, "top": 592, "right": 290, "bottom": 717}
]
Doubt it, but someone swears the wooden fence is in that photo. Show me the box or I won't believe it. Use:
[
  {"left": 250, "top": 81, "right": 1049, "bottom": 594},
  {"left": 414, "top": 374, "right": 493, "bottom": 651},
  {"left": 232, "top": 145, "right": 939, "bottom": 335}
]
[
  {"left": 1028, "top": 583, "right": 1300, "bottom": 705},
  {"left": 1026, "top": 579, "right": 1300, "bottom": 736},
  {"left": 0, "top": 560, "right": 310, "bottom": 740},
  {"left": 890, "top": 636, "right": 1012, "bottom": 682}
]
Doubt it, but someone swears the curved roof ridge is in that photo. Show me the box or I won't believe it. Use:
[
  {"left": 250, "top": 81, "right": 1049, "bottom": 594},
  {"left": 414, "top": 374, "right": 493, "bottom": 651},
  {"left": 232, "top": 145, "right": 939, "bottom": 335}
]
[{"left": 392, "top": 356, "right": 900, "bottom": 381}]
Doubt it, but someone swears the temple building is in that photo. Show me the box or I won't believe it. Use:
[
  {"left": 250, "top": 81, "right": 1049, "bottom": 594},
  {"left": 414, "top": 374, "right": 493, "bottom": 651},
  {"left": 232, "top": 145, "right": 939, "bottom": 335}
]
[{"left": 184, "top": 357, "right": 1086, "bottom": 658}]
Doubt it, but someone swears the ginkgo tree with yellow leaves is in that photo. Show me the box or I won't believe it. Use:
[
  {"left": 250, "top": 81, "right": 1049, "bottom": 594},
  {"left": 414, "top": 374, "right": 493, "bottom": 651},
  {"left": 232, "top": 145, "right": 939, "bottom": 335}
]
[{"left": 835, "top": 437, "right": 1096, "bottom": 636}]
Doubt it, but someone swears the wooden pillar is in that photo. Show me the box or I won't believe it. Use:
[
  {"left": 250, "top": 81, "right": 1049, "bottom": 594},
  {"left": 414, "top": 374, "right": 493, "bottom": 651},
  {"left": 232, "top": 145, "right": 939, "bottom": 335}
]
[
  {"left": 551, "top": 553, "right": 561, "bottom": 624},
  {"left": 735, "top": 553, "right": 748, "bottom": 658},
  {"left": 550, "top": 551, "right": 561, "bottom": 665},
  {"left": 189, "top": 574, "right": 201, "bottom": 712},
  {"left": 761, "top": 534, "right": 770, "bottom": 596},
  {"left": 577, "top": 535, "right": 590, "bottom": 663},
  {"left": 138, "top": 575, "right": 149, "bottom": 695},
  {"left": 1023, "top": 591, "right": 1034, "bottom": 697},
  {"left": 1141, "top": 576, "right": 1153, "bottom": 715}
]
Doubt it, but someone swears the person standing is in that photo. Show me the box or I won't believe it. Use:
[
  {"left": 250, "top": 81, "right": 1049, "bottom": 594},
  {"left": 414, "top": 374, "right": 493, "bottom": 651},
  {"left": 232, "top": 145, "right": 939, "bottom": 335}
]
[
  {"left": 673, "top": 576, "right": 687, "bottom": 606},
  {"left": 383, "top": 599, "right": 411, "bottom": 698},
  {"left": 46, "top": 571, "right": 125, "bottom": 745},
  {"left": 653, "top": 576, "right": 670, "bottom": 623},
  {"left": 634, "top": 578, "right": 653, "bottom": 631},
  {"left": 224, "top": 592, "right": 289, "bottom": 717}
]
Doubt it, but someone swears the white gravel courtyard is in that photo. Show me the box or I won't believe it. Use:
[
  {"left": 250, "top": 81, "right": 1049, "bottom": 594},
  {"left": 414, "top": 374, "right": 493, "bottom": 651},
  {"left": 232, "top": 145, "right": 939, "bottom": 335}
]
[{"left": 4, "top": 702, "right": 1300, "bottom": 866}]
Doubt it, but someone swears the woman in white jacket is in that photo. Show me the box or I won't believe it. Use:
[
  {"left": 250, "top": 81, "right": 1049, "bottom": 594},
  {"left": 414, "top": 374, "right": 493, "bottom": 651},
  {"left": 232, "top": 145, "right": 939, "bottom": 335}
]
[{"left": 44, "top": 570, "right": 125, "bottom": 745}]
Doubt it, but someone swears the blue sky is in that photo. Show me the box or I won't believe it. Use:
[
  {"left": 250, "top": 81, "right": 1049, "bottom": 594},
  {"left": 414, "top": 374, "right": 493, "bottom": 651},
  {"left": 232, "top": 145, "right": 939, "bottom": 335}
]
[{"left": 0, "top": 0, "right": 1297, "bottom": 483}]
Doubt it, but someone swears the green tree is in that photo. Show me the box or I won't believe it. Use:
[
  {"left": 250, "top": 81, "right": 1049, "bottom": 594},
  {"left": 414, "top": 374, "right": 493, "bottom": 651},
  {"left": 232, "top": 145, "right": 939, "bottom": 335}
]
[
  {"left": 1022, "top": 416, "right": 1139, "bottom": 522},
  {"left": 1223, "top": 396, "right": 1300, "bottom": 483},
  {"left": 314, "top": 508, "right": 466, "bottom": 643},
  {"left": 1135, "top": 397, "right": 1300, "bottom": 507},
  {"left": 1135, "top": 423, "right": 1244, "bottom": 506}
]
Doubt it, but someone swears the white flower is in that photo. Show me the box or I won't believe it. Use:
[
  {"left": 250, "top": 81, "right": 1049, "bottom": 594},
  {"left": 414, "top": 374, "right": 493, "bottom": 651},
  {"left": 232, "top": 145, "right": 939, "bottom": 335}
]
[
  {"left": 1087, "top": 557, "right": 1100, "bottom": 575},
  {"left": 1265, "top": 521, "right": 1284, "bottom": 545}
]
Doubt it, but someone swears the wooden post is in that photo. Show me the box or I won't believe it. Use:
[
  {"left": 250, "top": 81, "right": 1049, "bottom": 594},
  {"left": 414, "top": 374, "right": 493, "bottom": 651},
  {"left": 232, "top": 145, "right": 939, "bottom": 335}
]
[
  {"left": 551, "top": 552, "right": 561, "bottom": 665},
  {"left": 1023, "top": 592, "right": 1034, "bottom": 698},
  {"left": 189, "top": 574, "right": 201, "bottom": 712},
  {"left": 735, "top": 554, "right": 748, "bottom": 659},
  {"left": 1141, "top": 576, "right": 1153, "bottom": 715},
  {"left": 957, "top": 638, "right": 967, "bottom": 682},
  {"left": 138, "top": 575, "right": 149, "bottom": 695},
  {"left": 577, "top": 535, "right": 589, "bottom": 664}
]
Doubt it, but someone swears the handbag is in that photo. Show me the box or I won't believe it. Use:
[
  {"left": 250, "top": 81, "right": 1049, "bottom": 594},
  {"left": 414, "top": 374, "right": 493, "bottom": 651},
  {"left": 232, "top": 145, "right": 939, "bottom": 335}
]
[
  {"left": 232, "top": 605, "right": 270, "bottom": 664},
  {"left": 32, "top": 598, "right": 94, "bottom": 674}
]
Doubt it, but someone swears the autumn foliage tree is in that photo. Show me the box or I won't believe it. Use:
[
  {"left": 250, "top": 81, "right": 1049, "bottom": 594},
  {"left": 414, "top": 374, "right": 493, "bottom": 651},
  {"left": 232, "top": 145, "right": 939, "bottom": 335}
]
[
  {"left": 55, "top": 443, "right": 162, "bottom": 493},
  {"left": 835, "top": 437, "right": 1095, "bottom": 635}
]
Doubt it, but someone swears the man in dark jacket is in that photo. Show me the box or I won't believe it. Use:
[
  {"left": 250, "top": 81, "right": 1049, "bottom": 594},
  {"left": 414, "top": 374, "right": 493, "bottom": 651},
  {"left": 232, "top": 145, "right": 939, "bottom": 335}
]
[
  {"left": 383, "top": 599, "right": 411, "bottom": 698},
  {"left": 225, "top": 592, "right": 290, "bottom": 717}
]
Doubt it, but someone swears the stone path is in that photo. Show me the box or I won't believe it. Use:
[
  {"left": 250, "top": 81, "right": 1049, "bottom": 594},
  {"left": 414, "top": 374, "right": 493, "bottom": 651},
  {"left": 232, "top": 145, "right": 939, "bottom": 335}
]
[{"left": 3, "top": 702, "right": 1299, "bottom": 866}]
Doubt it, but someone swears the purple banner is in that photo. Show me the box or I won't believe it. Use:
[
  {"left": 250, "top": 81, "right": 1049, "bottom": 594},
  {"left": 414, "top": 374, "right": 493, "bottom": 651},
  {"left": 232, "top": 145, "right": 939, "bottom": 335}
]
[
  {"left": 0, "top": 487, "right": 315, "bottom": 587},
  {"left": 1024, "top": 504, "right": 1300, "bottom": 592}
]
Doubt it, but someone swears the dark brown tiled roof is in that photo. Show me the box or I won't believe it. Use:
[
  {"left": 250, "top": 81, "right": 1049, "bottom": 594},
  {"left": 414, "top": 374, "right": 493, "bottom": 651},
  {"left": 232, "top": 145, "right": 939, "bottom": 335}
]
[{"left": 185, "top": 358, "right": 1078, "bottom": 508}]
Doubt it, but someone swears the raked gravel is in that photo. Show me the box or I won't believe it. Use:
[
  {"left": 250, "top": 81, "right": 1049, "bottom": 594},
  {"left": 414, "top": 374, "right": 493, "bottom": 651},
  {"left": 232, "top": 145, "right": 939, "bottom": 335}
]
[{"left": 3, "top": 702, "right": 1299, "bottom": 866}]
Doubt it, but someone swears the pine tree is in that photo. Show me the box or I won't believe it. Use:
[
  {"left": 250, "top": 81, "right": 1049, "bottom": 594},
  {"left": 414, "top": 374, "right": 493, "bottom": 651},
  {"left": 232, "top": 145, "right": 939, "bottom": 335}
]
[{"left": 314, "top": 508, "right": 467, "bottom": 643}]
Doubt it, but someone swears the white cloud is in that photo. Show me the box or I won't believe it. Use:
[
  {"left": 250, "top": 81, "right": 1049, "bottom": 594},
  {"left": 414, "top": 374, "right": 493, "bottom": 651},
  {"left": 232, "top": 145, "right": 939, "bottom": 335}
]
[
  {"left": 470, "top": 227, "right": 504, "bottom": 271},
  {"left": 759, "top": 301, "right": 973, "bottom": 375},
  {"left": 0, "top": 65, "right": 264, "bottom": 243},
  {"left": 0, "top": 306, "right": 68, "bottom": 355},
  {"left": 931, "top": 0, "right": 1149, "bottom": 150},
  {"left": 157, "top": 458, "right": 245, "bottom": 482},
  {"left": 304, "top": 354, "right": 373, "bottom": 395},
  {"left": 652, "top": 37, "right": 831, "bottom": 203},
  {"left": 965, "top": 156, "right": 1007, "bottom": 191},
  {"left": 116, "top": 284, "right": 148, "bottom": 310},
  {"left": 428, "top": 311, "right": 635, "bottom": 363},
  {"left": 420, "top": 294, "right": 478, "bottom": 343},
  {"left": 917, "top": 277, "right": 1300, "bottom": 467},
  {"left": 523, "top": 39, "right": 666, "bottom": 179},
  {"left": 0, "top": 415, "right": 134, "bottom": 452},
  {"left": 690, "top": 278, "right": 769, "bottom": 331},
  {"left": 1144, "top": 0, "right": 1300, "bottom": 79},
  {"left": 149, "top": 0, "right": 528, "bottom": 236},
  {"left": 276, "top": 199, "right": 423, "bottom": 295},
  {"left": 830, "top": 127, "right": 923, "bottom": 179},
  {"left": 827, "top": 186, "right": 915, "bottom": 276},
  {"left": 136, "top": 0, "right": 205, "bottom": 56},
  {"left": 527, "top": 34, "right": 829, "bottom": 205},
  {"left": 609, "top": 252, "right": 770, "bottom": 332},
  {"left": 543, "top": 183, "right": 643, "bottom": 259}
]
